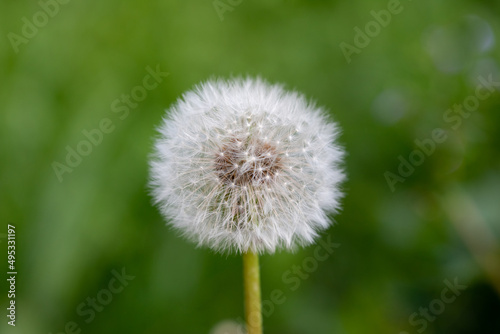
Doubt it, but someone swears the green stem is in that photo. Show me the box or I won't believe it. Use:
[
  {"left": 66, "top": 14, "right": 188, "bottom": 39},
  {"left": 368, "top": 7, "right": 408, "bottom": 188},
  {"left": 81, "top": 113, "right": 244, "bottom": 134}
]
[{"left": 243, "top": 251, "right": 263, "bottom": 334}]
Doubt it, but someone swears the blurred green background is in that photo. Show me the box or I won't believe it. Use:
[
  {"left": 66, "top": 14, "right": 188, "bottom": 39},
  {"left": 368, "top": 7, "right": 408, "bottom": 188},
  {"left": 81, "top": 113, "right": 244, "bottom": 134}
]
[{"left": 1, "top": 0, "right": 500, "bottom": 333}]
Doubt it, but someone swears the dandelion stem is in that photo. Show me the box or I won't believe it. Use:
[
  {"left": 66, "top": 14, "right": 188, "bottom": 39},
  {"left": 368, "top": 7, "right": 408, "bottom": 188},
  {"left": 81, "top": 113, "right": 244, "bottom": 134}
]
[{"left": 243, "top": 251, "right": 263, "bottom": 334}]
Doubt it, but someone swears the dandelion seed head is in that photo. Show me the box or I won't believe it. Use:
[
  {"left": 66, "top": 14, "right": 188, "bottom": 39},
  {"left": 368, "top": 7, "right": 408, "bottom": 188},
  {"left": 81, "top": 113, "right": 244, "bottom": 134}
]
[{"left": 149, "top": 77, "right": 345, "bottom": 254}]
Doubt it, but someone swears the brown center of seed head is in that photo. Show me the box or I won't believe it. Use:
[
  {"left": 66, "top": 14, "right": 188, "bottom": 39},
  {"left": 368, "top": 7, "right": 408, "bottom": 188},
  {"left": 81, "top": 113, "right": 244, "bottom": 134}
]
[{"left": 214, "top": 138, "right": 282, "bottom": 186}]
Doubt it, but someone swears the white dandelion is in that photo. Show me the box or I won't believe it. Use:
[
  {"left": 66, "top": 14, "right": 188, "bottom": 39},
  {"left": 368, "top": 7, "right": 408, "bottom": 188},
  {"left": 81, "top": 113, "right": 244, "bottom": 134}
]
[{"left": 149, "top": 77, "right": 345, "bottom": 254}]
